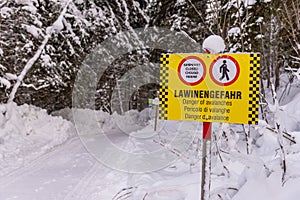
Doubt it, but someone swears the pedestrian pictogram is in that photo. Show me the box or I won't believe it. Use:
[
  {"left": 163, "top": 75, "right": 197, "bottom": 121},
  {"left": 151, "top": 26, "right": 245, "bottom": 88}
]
[
  {"left": 210, "top": 55, "right": 240, "bottom": 86},
  {"left": 178, "top": 56, "right": 206, "bottom": 86},
  {"left": 219, "top": 60, "right": 230, "bottom": 81}
]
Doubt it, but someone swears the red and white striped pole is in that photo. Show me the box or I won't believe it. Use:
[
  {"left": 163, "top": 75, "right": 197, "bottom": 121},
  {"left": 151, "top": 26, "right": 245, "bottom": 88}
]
[
  {"left": 201, "top": 48, "right": 212, "bottom": 200},
  {"left": 203, "top": 48, "right": 212, "bottom": 141}
]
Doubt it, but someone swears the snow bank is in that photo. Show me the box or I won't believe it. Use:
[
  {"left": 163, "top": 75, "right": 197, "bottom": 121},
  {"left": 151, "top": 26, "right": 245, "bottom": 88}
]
[
  {"left": 0, "top": 103, "right": 75, "bottom": 175},
  {"left": 279, "top": 93, "right": 300, "bottom": 132},
  {"left": 53, "top": 107, "right": 153, "bottom": 135},
  {"left": 52, "top": 107, "right": 116, "bottom": 135}
]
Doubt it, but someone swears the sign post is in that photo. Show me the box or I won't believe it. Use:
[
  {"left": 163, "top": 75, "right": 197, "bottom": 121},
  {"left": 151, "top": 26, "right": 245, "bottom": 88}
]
[
  {"left": 159, "top": 52, "right": 260, "bottom": 199},
  {"left": 201, "top": 122, "right": 211, "bottom": 200},
  {"left": 202, "top": 48, "right": 212, "bottom": 200},
  {"left": 153, "top": 96, "right": 159, "bottom": 132}
]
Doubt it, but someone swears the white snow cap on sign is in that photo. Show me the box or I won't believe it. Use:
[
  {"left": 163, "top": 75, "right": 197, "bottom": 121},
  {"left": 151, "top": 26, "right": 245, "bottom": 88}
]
[{"left": 202, "top": 35, "right": 226, "bottom": 54}]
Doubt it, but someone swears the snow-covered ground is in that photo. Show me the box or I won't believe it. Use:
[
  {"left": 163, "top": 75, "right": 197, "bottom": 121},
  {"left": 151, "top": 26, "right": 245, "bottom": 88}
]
[{"left": 1, "top": 86, "right": 300, "bottom": 200}]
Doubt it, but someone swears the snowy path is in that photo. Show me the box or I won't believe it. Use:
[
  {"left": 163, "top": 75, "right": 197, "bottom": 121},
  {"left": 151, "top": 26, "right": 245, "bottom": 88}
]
[
  {"left": 0, "top": 136, "right": 129, "bottom": 200},
  {"left": 0, "top": 118, "right": 203, "bottom": 200},
  {"left": 2, "top": 103, "right": 300, "bottom": 199}
]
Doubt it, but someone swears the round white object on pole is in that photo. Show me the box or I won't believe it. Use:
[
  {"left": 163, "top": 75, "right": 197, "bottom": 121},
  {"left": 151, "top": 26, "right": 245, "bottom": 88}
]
[{"left": 202, "top": 35, "right": 225, "bottom": 54}]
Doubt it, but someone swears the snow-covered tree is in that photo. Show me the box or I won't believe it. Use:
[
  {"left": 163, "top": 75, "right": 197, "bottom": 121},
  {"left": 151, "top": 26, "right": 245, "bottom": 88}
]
[
  {"left": 0, "top": 0, "right": 152, "bottom": 111},
  {"left": 215, "top": 0, "right": 270, "bottom": 53},
  {"left": 149, "top": 0, "right": 208, "bottom": 42},
  {"left": 1, "top": 0, "right": 298, "bottom": 113}
]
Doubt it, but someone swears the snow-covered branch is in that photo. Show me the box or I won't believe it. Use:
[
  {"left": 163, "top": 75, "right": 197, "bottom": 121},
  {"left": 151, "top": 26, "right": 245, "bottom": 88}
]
[
  {"left": 8, "top": 0, "right": 73, "bottom": 103},
  {"left": 0, "top": 77, "right": 11, "bottom": 89},
  {"left": 0, "top": 0, "right": 7, "bottom": 8},
  {"left": 269, "top": 83, "right": 288, "bottom": 184},
  {"left": 285, "top": 66, "right": 300, "bottom": 80},
  {"left": 21, "top": 83, "right": 50, "bottom": 91}
]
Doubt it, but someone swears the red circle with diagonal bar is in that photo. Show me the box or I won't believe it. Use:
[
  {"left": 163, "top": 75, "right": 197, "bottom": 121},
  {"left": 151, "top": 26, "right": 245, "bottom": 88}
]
[{"left": 178, "top": 56, "right": 206, "bottom": 86}]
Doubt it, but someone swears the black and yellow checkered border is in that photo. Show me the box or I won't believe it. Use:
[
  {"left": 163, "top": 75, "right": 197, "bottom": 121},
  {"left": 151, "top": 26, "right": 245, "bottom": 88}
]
[
  {"left": 248, "top": 53, "right": 260, "bottom": 124},
  {"left": 159, "top": 54, "right": 169, "bottom": 120}
]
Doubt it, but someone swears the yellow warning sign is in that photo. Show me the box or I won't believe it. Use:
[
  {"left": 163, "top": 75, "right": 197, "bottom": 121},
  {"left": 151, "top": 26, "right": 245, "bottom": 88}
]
[{"left": 159, "top": 53, "right": 260, "bottom": 124}]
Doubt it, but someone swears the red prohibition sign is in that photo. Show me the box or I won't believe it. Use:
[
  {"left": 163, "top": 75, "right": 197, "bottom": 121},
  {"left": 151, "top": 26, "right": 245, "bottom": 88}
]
[
  {"left": 178, "top": 56, "right": 206, "bottom": 86},
  {"left": 209, "top": 55, "right": 240, "bottom": 86}
]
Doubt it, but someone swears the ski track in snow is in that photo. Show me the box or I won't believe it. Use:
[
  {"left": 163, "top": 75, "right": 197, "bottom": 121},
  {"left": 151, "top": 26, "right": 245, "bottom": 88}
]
[
  {"left": 0, "top": 136, "right": 103, "bottom": 200},
  {"left": 0, "top": 137, "right": 81, "bottom": 188},
  {"left": 0, "top": 133, "right": 131, "bottom": 200},
  {"left": 63, "top": 163, "right": 104, "bottom": 200},
  {"left": 63, "top": 127, "right": 135, "bottom": 200}
]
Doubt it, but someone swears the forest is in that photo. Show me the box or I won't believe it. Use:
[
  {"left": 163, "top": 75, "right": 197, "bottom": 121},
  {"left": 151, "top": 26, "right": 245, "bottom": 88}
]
[{"left": 0, "top": 0, "right": 299, "bottom": 113}]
